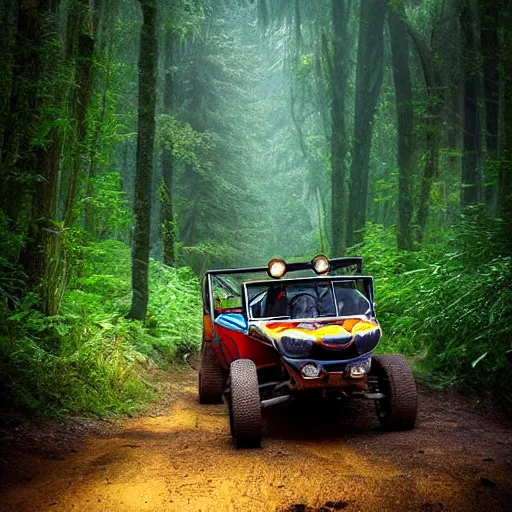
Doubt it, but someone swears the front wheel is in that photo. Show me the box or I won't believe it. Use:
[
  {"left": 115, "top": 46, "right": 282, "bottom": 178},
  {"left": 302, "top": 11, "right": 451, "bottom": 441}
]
[
  {"left": 371, "top": 354, "right": 417, "bottom": 431},
  {"left": 229, "top": 359, "right": 262, "bottom": 448}
]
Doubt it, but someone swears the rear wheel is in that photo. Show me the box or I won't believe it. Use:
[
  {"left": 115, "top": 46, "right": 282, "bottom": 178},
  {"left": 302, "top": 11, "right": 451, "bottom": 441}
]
[
  {"left": 198, "top": 342, "right": 224, "bottom": 404},
  {"left": 371, "top": 354, "right": 417, "bottom": 430},
  {"left": 229, "top": 359, "right": 262, "bottom": 448}
]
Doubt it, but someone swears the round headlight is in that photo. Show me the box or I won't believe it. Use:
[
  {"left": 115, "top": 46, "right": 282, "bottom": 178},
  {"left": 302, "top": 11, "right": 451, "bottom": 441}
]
[
  {"left": 267, "top": 258, "right": 286, "bottom": 279},
  {"left": 349, "top": 365, "right": 366, "bottom": 378},
  {"left": 301, "top": 363, "right": 320, "bottom": 378},
  {"left": 311, "top": 254, "right": 330, "bottom": 275}
]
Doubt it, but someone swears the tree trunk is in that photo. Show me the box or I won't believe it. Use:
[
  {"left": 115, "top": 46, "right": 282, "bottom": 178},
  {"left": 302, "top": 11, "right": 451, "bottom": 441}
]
[
  {"left": 84, "top": 1, "right": 118, "bottom": 234},
  {"left": 330, "top": 0, "right": 350, "bottom": 256},
  {"left": 63, "top": 2, "right": 96, "bottom": 226},
  {"left": 294, "top": 0, "right": 302, "bottom": 65},
  {"left": 346, "top": 0, "right": 386, "bottom": 247},
  {"left": 479, "top": 0, "right": 500, "bottom": 210},
  {"left": 497, "top": 5, "right": 512, "bottom": 235},
  {"left": 1, "top": 0, "right": 50, "bottom": 225},
  {"left": 8, "top": 0, "right": 69, "bottom": 315},
  {"left": 127, "top": 0, "right": 158, "bottom": 320},
  {"left": 388, "top": 3, "right": 414, "bottom": 251},
  {"left": 160, "top": 29, "right": 176, "bottom": 267},
  {"left": 406, "top": 24, "right": 442, "bottom": 244},
  {"left": 460, "top": 1, "right": 482, "bottom": 207},
  {"left": 0, "top": 0, "right": 17, "bottom": 160}
]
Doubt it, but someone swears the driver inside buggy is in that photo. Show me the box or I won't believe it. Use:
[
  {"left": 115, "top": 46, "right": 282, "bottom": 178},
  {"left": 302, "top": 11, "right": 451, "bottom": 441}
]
[{"left": 255, "top": 281, "right": 371, "bottom": 319}]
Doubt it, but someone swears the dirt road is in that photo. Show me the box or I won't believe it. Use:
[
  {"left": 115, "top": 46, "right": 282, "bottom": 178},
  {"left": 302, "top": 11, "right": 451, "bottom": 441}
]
[{"left": 1, "top": 369, "right": 511, "bottom": 512}]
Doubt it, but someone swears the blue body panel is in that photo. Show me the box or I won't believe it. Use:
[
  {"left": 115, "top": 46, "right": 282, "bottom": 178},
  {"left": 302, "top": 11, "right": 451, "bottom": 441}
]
[{"left": 215, "top": 313, "right": 248, "bottom": 333}]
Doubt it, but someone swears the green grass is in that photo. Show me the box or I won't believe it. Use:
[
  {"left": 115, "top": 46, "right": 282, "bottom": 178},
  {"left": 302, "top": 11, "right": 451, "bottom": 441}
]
[{"left": 0, "top": 240, "right": 202, "bottom": 423}]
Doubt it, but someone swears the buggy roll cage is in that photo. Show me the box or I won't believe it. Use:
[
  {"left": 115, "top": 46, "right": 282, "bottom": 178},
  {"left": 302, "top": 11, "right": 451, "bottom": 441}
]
[
  {"left": 201, "top": 257, "right": 364, "bottom": 317},
  {"left": 205, "top": 257, "right": 362, "bottom": 278}
]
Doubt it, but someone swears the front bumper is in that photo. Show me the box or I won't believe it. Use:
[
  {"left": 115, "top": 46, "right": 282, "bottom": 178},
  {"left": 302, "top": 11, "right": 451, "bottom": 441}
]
[{"left": 282, "top": 355, "right": 372, "bottom": 390}]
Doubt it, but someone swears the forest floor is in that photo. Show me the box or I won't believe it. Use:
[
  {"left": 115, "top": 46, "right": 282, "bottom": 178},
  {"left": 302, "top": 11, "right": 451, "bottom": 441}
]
[{"left": 1, "top": 367, "right": 511, "bottom": 512}]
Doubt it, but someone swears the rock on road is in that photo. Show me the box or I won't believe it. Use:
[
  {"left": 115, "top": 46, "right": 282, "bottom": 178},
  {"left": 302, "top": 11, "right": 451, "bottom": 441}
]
[{"left": 1, "top": 369, "right": 511, "bottom": 512}]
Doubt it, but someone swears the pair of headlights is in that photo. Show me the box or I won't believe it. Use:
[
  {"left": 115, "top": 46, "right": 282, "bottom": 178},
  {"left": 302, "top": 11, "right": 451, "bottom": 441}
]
[
  {"left": 301, "top": 357, "right": 372, "bottom": 380},
  {"left": 267, "top": 254, "right": 330, "bottom": 279}
]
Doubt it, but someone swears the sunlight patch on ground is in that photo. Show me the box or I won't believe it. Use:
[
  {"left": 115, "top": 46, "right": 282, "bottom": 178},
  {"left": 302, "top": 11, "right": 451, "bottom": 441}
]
[
  {"left": 299, "top": 441, "right": 404, "bottom": 478},
  {"left": 122, "top": 399, "right": 226, "bottom": 435}
]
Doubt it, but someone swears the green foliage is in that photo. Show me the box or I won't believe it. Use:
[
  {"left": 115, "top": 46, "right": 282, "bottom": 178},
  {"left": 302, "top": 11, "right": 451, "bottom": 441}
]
[
  {"left": 0, "top": 240, "right": 201, "bottom": 422},
  {"left": 157, "top": 114, "right": 213, "bottom": 166},
  {"left": 0, "top": 211, "right": 26, "bottom": 305},
  {"left": 79, "top": 172, "right": 133, "bottom": 239},
  {"left": 405, "top": 0, "right": 442, "bottom": 38},
  {"left": 68, "top": 240, "right": 202, "bottom": 361},
  {"left": 180, "top": 242, "right": 241, "bottom": 275},
  {"left": 161, "top": 0, "right": 205, "bottom": 40},
  {"left": 359, "top": 211, "right": 512, "bottom": 409}
]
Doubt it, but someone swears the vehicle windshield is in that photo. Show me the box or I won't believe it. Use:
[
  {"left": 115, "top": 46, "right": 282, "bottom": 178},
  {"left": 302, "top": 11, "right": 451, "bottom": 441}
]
[{"left": 246, "top": 279, "right": 372, "bottom": 320}]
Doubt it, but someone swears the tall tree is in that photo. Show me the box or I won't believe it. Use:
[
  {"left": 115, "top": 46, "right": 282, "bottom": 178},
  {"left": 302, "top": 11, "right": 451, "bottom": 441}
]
[
  {"left": 406, "top": 21, "right": 442, "bottom": 244},
  {"left": 160, "top": 28, "right": 176, "bottom": 267},
  {"left": 498, "top": 2, "right": 512, "bottom": 234},
  {"left": 388, "top": 2, "right": 414, "bottom": 250},
  {"left": 346, "top": 0, "right": 386, "bottom": 246},
  {"left": 83, "top": 0, "right": 121, "bottom": 236},
  {"left": 479, "top": 0, "right": 500, "bottom": 210},
  {"left": 330, "top": 0, "right": 350, "bottom": 256},
  {"left": 127, "top": 0, "right": 158, "bottom": 320},
  {"left": 7, "top": 0, "right": 71, "bottom": 314},
  {"left": 1, "top": 0, "right": 59, "bottom": 227},
  {"left": 63, "top": 0, "right": 96, "bottom": 226},
  {"left": 460, "top": 0, "right": 482, "bottom": 207}
]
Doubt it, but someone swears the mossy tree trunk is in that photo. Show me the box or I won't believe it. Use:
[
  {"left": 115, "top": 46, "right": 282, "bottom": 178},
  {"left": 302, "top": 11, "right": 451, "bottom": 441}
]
[
  {"left": 84, "top": 0, "right": 118, "bottom": 235},
  {"left": 127, "top": 0, "right": 158, "bottom": 320},
  {"left": 1, "top": 0, "right": 50, "bottom": 231},
  {"left": 63, "top": 0, "right": 96, "bottom": 227},
  {"left": 406, "top": 24, "right": 442, "bottom": 244},
  {"left": 7, "top": 0, "right": 70, "bottom": 315}
]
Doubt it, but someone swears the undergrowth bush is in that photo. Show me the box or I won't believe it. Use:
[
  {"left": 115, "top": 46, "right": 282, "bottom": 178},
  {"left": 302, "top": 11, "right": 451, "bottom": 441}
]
[
  {"left": 0, "top": 240, "right": 202, "bottom": 423},
  {"left": 360, "top": 209, "right": 512, "bottom": 410}
]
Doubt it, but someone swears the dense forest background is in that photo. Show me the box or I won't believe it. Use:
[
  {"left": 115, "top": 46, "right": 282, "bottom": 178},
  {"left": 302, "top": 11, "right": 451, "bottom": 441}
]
[{"left": 0, "top": 0, "right": 511, "bottom": 420}]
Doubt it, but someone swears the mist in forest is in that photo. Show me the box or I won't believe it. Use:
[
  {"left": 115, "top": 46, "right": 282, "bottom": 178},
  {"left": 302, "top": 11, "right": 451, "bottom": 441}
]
[{"left": 108, "top": 0, "right": 510, "bottom": 277}]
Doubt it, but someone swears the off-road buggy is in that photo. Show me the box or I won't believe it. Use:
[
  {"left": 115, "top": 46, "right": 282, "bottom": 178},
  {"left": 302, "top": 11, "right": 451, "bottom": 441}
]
[{"left": 198, "top": 255, "right": 417, "bottom": 448}]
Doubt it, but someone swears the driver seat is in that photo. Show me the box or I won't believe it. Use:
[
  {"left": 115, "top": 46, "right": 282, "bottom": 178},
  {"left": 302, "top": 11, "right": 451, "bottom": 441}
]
[{"left": 264, "top": 286, "right": 288, "bottom": 317}]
